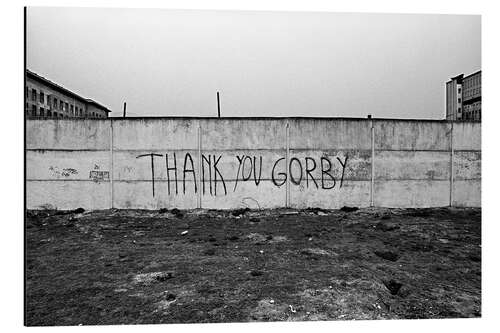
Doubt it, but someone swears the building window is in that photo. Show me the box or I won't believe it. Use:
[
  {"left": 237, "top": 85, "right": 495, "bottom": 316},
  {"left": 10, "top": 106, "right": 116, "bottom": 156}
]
[
  {"left": 53, "top": 98, "right": 57, "bottom": 108},
  {"left": 47, "top": 110, "right": 52, "bottom": 117},
  {"left": 70, "top": 105, "right": 74, "bottom": 116},
  {"left": 31, "top": 89, "right": 36, "bottom": 101},
  {"left": 458, "top": 98, "right": 461, "bottom": 103},
  {"left": 65, "top": 102, "right": 69, "bottom": 111},
  {"left": 458, "top": 88, "right": 461, "bottom": 94},
  {"left": 31, "top": 104, "right": 37, "bottom": 116},
  {"left": 60, "top": 100, "right": 63, "bottom": 110},
  {"left": 39, "top": 92, "right": 44, "bottom": 103},
  {"left": 40, "top": 107, "right": 45, "bottom": 117}
]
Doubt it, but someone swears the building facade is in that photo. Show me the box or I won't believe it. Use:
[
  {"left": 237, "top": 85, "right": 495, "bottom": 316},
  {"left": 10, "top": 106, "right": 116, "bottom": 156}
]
[
  {"left": 25, "top": 70, "right": 111, "bottom": 119},
  {"left": 445, "top": 70, "right": 481, "bottom": 121}
]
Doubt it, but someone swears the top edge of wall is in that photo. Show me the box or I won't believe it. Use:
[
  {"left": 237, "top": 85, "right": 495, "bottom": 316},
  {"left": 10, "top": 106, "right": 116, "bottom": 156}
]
[{"left": 27, "top": 117, "right": 482, "bottom": 123}]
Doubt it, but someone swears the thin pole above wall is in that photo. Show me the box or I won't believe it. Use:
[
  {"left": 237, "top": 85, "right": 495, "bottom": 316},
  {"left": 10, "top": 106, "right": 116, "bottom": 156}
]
[{"left": 217, "top": 92, "right": 221, "bottom": 118}]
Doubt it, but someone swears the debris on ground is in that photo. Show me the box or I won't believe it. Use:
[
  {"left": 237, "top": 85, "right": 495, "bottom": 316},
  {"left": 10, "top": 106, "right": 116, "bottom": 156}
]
[
  {"left": 300, "top": 248, "right": 335, "bottom": 257},
  {"left": 232, "top": 208, "right": 250, "bottom": 217},
  {"left": 165, "top": 293, "right": 176, "bottom": 301},
  {"left": 246, "top": 233, "right": 267, "bottom": 244},
  {"left": 133, "top": 271, "right": 174, "bottom": 284},
  {"left": 269, "top": 235, "right": 288, "bottom": 243},
  {"left": 304, "top": 207, "right": 329, "bottom": 215},
  {"left": 340, "top": 206, "right": 359, "bottom": 212},
  {"left": 203, "top": 248, "right": 216, "bottom": 256},
  {"left": 374, "top": 250, "right": 400, "bottom": 262},
  {"left": 228, "top": 235, "right": 239, "bottom": 241},
  {"left": 250, "top": 270, "right": 263, "bottom": 277},
  {"left": 171, "top": 208, "right": 184, "bottom": 218},
  {"left": 156, "top": 299, "right": 177, "bottom": 311},
  {"left": 181, "top": 230, "right": 188, "bottom": 235},
  {"left": 50, "top": 207, "right": 85, "bottom": 216},
  {"left": 383, "top": 280, "right": 403, "bottom": 295},
  {"left": 250, "top": 299, "right": 288, "bottom": 321},
  {"left": 280, "top": 210, "right": 300, "bottom": 216},
  {"left": 376, "top": 222, "right": 399, "bottom": 232}
]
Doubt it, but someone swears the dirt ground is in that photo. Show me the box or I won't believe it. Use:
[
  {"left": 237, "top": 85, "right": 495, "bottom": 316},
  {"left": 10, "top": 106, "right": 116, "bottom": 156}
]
[{"left": 25, "top": 206, "right": 481, "bottom": 326}]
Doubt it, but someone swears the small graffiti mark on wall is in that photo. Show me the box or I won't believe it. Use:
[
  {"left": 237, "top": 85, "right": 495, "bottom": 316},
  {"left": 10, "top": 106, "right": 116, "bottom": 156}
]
[
  {"left": 49, "top": 166, "right": 79, "bottom": 178},
  {"left": 89, "top": 170, "right": 110, "bottom": 182}
]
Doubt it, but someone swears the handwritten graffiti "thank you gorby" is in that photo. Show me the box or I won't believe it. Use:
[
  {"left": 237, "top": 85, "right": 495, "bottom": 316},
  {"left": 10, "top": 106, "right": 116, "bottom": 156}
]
[{"left": 136, "top": 153, "right": 349, "bottom": 197}]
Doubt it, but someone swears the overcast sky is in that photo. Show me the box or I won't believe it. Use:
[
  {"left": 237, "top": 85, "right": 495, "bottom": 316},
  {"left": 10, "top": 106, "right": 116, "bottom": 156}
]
[{"left": 27, "top": 8, "right": 480, "bottom": 119}]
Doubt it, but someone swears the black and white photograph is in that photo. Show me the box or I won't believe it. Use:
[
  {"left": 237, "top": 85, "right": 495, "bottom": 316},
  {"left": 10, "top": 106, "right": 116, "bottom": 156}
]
[{"left": 6, "top": 0, "right": 496, "bottom": 330}]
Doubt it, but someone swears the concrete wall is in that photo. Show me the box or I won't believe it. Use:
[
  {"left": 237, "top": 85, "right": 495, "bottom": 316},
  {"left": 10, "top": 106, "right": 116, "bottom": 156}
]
[{"left": 26, "top": 118, "right": 481, "bottom": 210}]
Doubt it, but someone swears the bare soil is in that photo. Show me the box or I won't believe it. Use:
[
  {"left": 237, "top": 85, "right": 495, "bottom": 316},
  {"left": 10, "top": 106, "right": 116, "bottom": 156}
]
[{"left": 25, "top": 207, "right": 481, "bottom": 326}]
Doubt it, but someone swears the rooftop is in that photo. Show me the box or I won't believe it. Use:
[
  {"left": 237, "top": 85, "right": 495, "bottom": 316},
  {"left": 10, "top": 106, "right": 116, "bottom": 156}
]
[
  {"left": 26, "top": 70, "right": 112, "bottom": 113},
  {"left": 447, "top": 70, "right": 481, "bottom": 84}
]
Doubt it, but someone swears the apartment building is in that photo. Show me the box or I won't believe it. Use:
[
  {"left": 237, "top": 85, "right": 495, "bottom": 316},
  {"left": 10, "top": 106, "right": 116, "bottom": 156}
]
[
  {"left": 26, "top": 70, "right": 111, "bottom": 119},
  {"left": 445, "top": 70, "right": 481, "bottom": 121}
]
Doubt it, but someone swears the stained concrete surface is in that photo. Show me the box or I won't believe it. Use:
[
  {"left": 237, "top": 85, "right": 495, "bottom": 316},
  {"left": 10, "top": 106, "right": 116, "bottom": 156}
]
[{"left": 26, "top": 118, "right": 481, "bottom": 210}]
